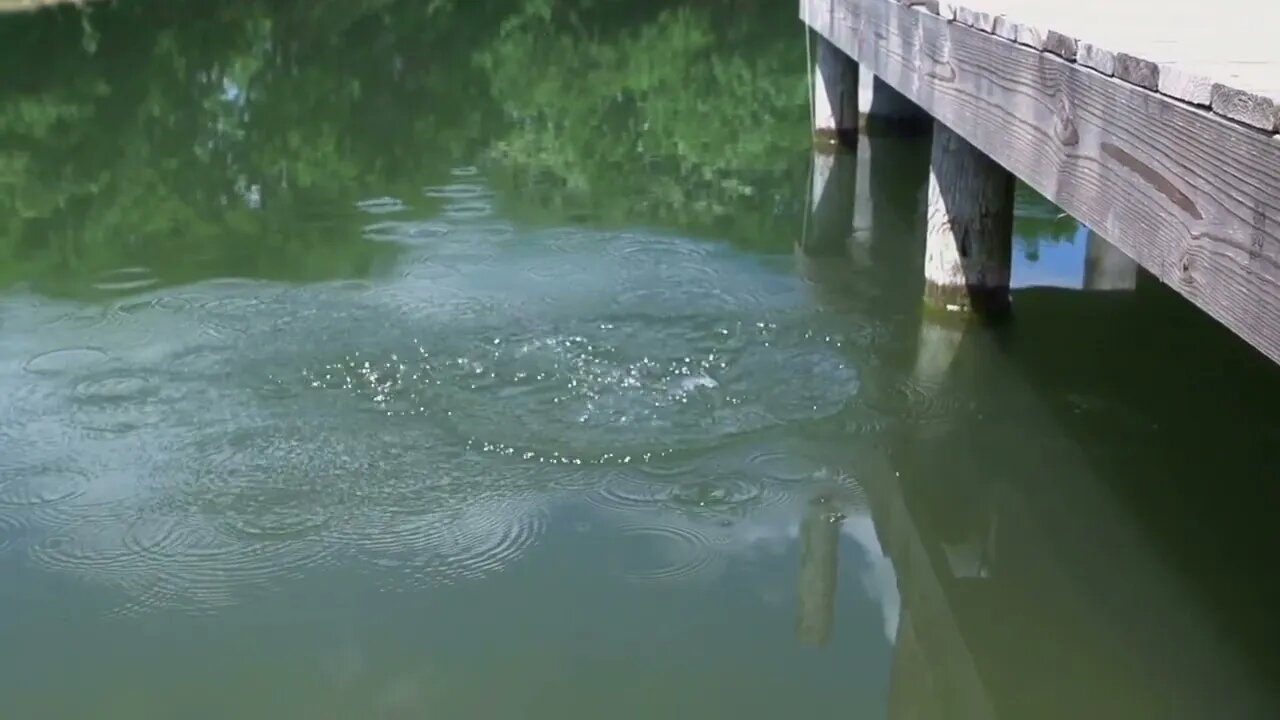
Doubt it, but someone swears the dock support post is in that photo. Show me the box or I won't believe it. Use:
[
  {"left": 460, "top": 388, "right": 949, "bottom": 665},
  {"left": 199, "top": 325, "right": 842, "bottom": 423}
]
[
  {"left": 812, "top": 34, "right": 858, "bottom": 146},
  {"left": 1083, "top": 231, "right": 1139, "bottom": 291},
  {"left": 924, "top": 122, "right": 1015, "bottom": 317},
  {"left": 859, "top": 74, "right": 930, "bottom": 136}
]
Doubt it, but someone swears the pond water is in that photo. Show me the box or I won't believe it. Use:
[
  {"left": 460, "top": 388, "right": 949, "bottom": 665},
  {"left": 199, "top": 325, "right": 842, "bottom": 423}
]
[{"left": 2, "top": 1, "right": 1280, "bottom": 718}]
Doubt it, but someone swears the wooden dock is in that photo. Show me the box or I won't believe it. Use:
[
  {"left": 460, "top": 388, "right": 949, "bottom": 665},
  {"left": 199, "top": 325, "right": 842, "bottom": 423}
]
[{"left": 801, "top": 0, "right": 1280, "bottom": 364}]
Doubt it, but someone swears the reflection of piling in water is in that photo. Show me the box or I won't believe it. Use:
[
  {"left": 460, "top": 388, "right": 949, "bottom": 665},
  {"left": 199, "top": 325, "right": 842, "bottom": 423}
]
[
  {"left": 801, "top": 149, "right": 857, "bottom": 258},
  {"left": 857, "top": 441, "right": 998, "bottom": 719},
  {"left": 913, "top": 314, "right": 965, "bottom": 392},
  {"left": 796, "top": 496, "right": 844, "bottom": 647},
  {"left": 849, "top": 137, "right": 875, "bottom": 267}
]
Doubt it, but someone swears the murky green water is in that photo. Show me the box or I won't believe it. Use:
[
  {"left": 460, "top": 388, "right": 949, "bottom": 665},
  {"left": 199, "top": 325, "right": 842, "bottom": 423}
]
[{"left": 3, "top": 1, "right": 1280, "bottom": 718}]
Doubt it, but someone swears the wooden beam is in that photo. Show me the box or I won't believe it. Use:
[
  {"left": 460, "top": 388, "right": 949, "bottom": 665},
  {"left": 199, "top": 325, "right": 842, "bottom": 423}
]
[{"left": 801, "top": 0, "right": 1280, "bottom": 364}]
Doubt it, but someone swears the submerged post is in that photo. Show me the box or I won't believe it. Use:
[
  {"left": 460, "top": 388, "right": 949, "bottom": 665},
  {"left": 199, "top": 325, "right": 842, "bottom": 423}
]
[
  {"left": 924, "top": 122, "right": 1015, "bottom": 317},
  {"left": 812, "top": 34, "right": 858, "bottom": 147}
]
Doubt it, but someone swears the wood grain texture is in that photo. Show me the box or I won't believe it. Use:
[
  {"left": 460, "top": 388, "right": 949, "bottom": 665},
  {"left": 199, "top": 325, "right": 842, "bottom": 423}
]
[
  {"left": 892, "top": 0, "right": 1280, "bottom": 132},
  {"left": 1077, "top": 42, "right": 1115, "bottom": 76},
  {"left": 1211, "top": 84, "right": 1280, "bottom": 132},
  {"left": 801, "top": 0, "right": 1280, "bottom": 364},
  {"left": 1114, "top": 53, "right": 1159, "bottom": 90},
  {"left": 1159, "top": 64, "right": 1213, "bottom": 106}
]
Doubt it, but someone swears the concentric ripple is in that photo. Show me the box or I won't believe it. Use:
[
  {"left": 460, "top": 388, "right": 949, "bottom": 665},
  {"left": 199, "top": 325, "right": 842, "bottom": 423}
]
[
  {"left": 356, "top": 197, "right": 408, "bottom": 214},
  {"left": 0, "top": 216, "right": 876, "bottom": 613},
  {"left": 341, "top": 500, "right": 547, "bottom": 589},
  {"left": 587, "top": 473, "right": 787, "bottom": 522},
  {"left": 70, "top": 370, "right": 176, "bottom": 435},
  {"left": 22, "top": 347, "right": 110, "bottom": 375},
  {"left": 745, "top": 450, "right": 828, "bottom": 482},
  {"left": 614, "top": 524, "right": 719, "bottom": 582},
  {"left": 129, "top": 517, "right": 334, "bottom": 609},
  {"left": 28, "top": 526, "right": 145, "bottom": 588},
  {"left": 0, "top": 512, "right": 23, "bottom": 556},
  {"left": 93, "top": 267, "right": 159, "bottom": 293},
  {"left": 0, "top": 468, "right": 90, "bottom": 524}
]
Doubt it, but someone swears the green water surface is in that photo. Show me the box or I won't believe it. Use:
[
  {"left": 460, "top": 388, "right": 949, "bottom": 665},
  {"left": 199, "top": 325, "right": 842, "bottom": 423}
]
[{"left": 2, "top": 1, "right": 1279, "bottom": 718}]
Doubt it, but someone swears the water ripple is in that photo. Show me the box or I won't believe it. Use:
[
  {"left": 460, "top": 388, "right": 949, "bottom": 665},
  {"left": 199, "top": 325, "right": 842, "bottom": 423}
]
[
  {"left": 615, "top": 524, "right": 719, "bottom": 582},
  {"left": 0, "top": 468, "right": 90, "bottom": 520},
  {"left": 744, "top": 450, "right": 827, "bottom": 482},
  {"left": 0, "top": 512, "right": 23, "bottom": 556},
  {"left": 364, "top": 220, "right": 450, "bottom": 244},
  {"left": 424, "top": 183, "right": 492, "bottom": 200},
  {"left": 586, "top": 472, "right": 789, "bottom": 523},
  {"left": 356, "top": 197, "right": 407, "bottom": 214},
  {"left": 92, "top": 267, "right": 159, "bottom": 294},
  {"left": 23, "top": 347, "right": 110, "bottom": 375},
  {"left": 343, "top": 500, "right": 547, "bottom": 589}
]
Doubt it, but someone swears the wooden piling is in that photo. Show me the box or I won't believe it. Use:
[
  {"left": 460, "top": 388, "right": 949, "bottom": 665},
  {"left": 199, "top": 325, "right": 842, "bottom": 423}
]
[
  {"left": 923, "top": 122, "right": 1014, "bottom": 317},
  {"left": 812, "top": 34, "right": 858, "bottom": 146}
]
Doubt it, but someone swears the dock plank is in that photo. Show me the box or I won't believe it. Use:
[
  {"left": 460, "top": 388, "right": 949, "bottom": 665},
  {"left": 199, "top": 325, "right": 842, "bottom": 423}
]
[
  {"left": 801, "top": 0, "right": 1280, "bottom": 364},
  {"left": 936, "top": 0, "right": 1280, "bottom": 131}
]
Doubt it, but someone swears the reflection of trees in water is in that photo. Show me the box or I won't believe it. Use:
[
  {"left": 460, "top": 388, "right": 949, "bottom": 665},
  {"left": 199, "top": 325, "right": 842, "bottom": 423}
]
[
  {"left": 0, "top": 0, "right": 809, "bottom": 296},
  {"left": 479, "top": 0, "right": 810, "bottom": 245}
]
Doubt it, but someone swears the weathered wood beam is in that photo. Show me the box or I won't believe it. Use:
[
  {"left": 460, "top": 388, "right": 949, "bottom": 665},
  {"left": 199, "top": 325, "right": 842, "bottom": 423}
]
[{"left": 801, "top": 0, "right": 1280, "bottom": 364}]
